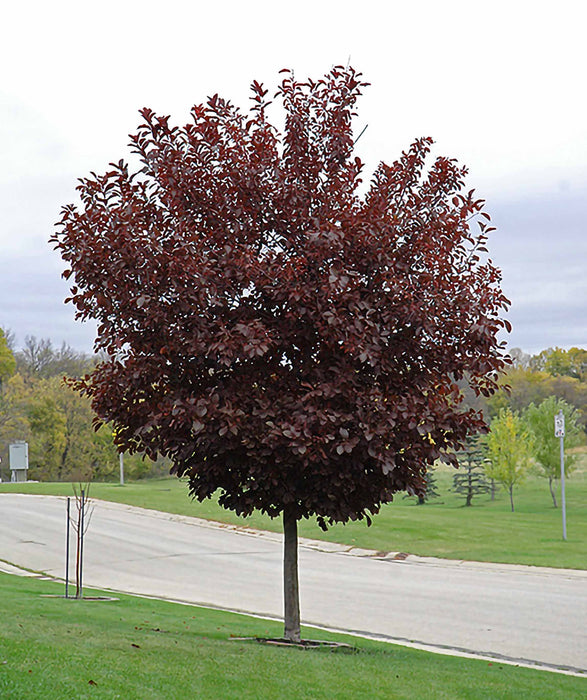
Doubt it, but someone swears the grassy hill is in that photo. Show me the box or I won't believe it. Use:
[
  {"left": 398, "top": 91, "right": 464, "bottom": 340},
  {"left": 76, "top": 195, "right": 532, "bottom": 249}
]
[{"left": 0, "top": 573, "right": 583, "bottom": 699}]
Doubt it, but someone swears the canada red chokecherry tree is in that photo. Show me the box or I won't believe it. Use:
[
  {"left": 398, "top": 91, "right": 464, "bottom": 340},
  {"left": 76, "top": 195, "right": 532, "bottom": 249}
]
[{"left": 53, "top": 67, "right": 510, "bottom": 643}]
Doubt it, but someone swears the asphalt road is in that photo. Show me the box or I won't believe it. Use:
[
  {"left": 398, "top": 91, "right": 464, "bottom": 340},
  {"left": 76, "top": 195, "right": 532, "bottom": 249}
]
[{"left": 1, "top": 494, "right": 585, "bottom": 673}]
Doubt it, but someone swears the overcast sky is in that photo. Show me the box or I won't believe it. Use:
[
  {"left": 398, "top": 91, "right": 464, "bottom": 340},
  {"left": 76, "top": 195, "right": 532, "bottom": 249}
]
[{"left": 1, "top": 0, "right": 585, "bottom": 355}]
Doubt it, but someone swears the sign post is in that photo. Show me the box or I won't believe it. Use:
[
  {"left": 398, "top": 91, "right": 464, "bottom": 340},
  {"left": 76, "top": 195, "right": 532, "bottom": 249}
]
[{"left": 554, "top": 410, "right": 566, "bottom": 541}]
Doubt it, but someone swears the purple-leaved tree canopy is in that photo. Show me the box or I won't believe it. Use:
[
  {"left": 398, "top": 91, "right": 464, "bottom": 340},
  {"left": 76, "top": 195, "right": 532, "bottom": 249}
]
[{"left": 52, "top": 66, "right": 510, "bottom": 642}]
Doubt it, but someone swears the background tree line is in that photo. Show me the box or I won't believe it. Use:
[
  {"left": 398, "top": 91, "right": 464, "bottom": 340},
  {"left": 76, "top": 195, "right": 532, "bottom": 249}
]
[
  {"left": 0, "top": 330, "right": 170, "bottom": 482},
  {"left": 395, "top": 345, "right": 586, "bottom": 511},
  {"left": 480, "top": 346, "right": 585, "bottom": 510},
  {"left": 414, "top": 392, "right": 583, "bottom": 513},
  {"left": 1, "top": 329, "right": 585, "bottom": 490},
  {"left": 452, "top": 344, "right": 585, "bottom": 512},
  {"left": 482, "top": 346, "right": 586, "bottom": 428}
]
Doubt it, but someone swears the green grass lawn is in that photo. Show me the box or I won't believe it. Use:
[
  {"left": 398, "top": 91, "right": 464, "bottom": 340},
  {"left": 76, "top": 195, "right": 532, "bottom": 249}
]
[
  {"left": 2, "top": 465, "right": 585, "bottom": 570},
  {"left": 0, "top": 572, "right": 584, "bottom": 699}
]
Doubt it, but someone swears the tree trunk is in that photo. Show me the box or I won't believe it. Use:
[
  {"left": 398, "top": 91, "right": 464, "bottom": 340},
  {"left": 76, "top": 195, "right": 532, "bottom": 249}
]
[
  {"left": 283, "top": 505, "right": 301, "bottom": 643},
  {"left": 548, "top": 477, "right": 558, "bottom": 508},
  {"left": 509, "top": 485, "right": 515, "bottom": 512}
]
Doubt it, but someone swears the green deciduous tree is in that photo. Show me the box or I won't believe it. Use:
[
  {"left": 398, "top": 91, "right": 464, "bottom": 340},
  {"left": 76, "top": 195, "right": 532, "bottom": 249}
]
[
  {"left": 1, "top": 333, "right": 168, "bottom": 482},
  {"left": 0, "top": 329, "right": 16, "bottom": 387},
  {"left": 26, "top": 377, "right": 166, "bottom": 481},
  {"left": 26, "top": 383, "right": 68, "bottom": 480},
  {"left": 548, "top": 375, "right": 587, "bottom": 432},
  {"left": 0, "top": 374, "right": 31, "bottom": 480},
  {"left": 525, "top": 397, "right": 583, "bottom": 507},
  {"left": 486, "top": 409, "right": 534, "bottom": 512},
  {"left": 531, "top": 347, "right": 587, "bottom": 381}
]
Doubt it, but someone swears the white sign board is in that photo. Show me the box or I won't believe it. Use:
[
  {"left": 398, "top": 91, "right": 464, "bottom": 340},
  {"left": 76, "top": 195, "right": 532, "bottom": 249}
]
[
  {"left": 9, "top": 442, "right": 29, "bottom": 470},
  {"left": 554, "top": 413, "right": 565, "bottom": 438}
]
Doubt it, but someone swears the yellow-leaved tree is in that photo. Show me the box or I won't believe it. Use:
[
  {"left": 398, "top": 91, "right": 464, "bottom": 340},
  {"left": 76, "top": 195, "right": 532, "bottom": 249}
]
[{"left": 486, "top": 408, "right": 534, "bottom": 512}]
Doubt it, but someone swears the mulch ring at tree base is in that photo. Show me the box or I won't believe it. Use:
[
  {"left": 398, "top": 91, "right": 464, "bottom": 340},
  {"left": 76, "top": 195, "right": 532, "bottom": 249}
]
[{"left": 230, "top": 637, "right": 356, "bottom": 652}]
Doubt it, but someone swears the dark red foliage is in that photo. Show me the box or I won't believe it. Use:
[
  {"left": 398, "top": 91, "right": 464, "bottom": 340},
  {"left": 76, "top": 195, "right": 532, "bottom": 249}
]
[{"left": 52, "top": 66, "right": 510, "bottom": 529}]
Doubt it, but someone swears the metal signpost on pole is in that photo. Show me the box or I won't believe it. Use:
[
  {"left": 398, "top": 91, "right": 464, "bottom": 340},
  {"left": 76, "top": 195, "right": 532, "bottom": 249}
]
[
  {"left": 554, "top": 410, "right": 566, "bottom": 541},
  {"left": 120, "top": 452, "right": 124, "bottom": 486}
]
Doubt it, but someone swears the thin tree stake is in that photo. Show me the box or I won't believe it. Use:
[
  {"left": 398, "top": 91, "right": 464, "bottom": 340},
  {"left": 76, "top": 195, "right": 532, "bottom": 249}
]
[
  {"left": 65, "top": 497, "right": 70, "bottom": 599},
  {"left": 79, "top": 489, "right": 85, "bottom": 599}
]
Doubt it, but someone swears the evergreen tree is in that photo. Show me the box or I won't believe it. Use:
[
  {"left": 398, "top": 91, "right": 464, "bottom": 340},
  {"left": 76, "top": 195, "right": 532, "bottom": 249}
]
[
  {"left": 453, "top": 435, "right": 490, "bottom": 506},
  {"left": 417, "top": 467, "right": 440, "bottom": 504}
]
